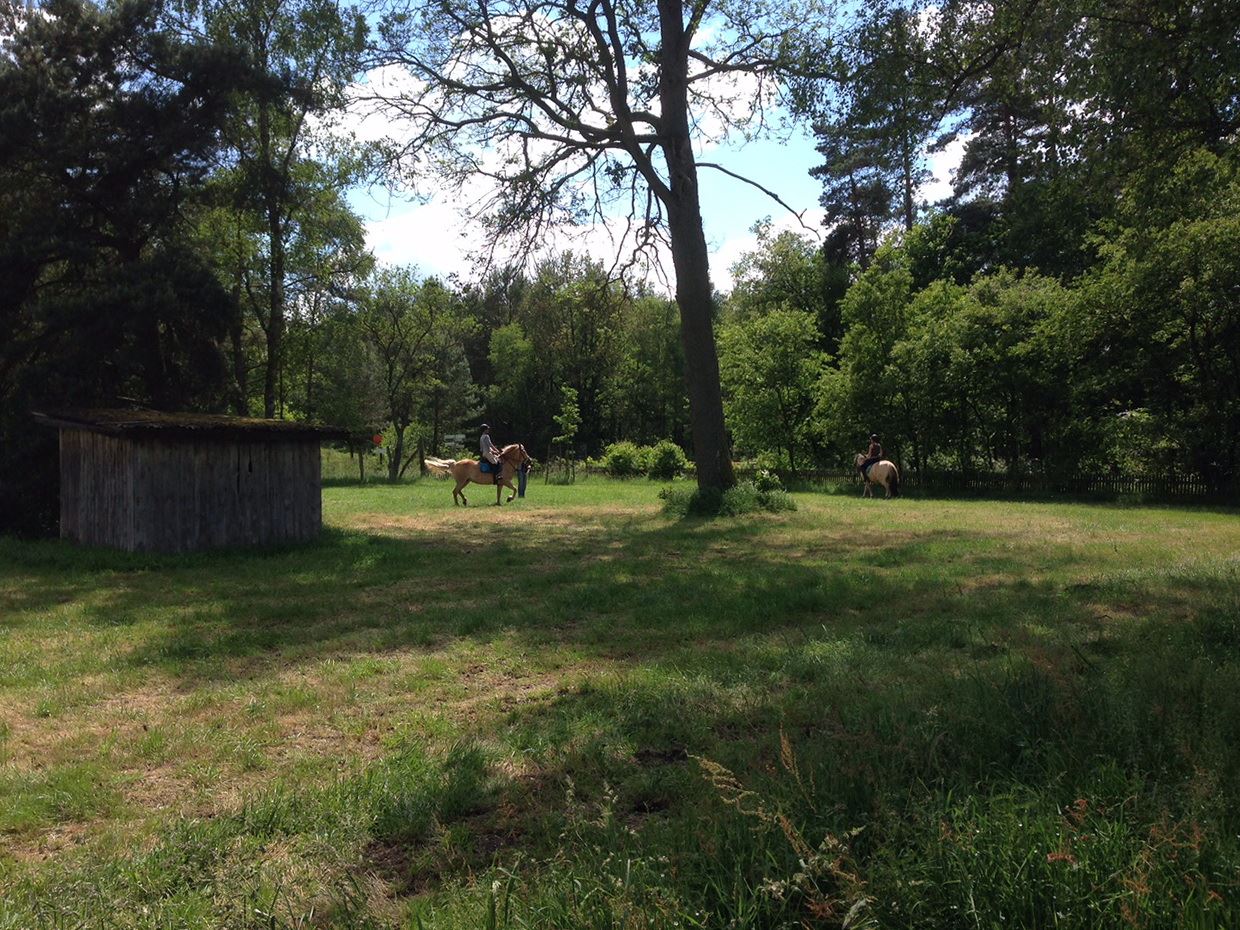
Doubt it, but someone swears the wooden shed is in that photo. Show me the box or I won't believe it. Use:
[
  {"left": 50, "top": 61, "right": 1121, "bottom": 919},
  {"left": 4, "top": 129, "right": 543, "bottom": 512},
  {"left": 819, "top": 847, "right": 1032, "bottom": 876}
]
[{"left": 34, "top": 409, "right": 347, "bottom": 553}]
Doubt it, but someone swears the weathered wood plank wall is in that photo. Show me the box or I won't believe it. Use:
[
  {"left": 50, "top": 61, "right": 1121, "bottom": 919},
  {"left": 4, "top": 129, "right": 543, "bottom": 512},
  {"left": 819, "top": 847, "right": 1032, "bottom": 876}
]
[
  {"left": 60, "top": 431, "right": 136, "bottom": 548},
  {"left": 59, "top": 429, "right": 324, "bottom": 552}
]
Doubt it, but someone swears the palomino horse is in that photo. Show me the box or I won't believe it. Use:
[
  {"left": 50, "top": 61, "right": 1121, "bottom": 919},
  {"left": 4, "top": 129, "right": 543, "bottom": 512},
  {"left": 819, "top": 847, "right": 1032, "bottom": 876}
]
[
  {"left": 424, "top": 444, "right": 533, "bottom": 506},
  {"left": 855, "top": 453, "right": 901, "bottom": 498}
]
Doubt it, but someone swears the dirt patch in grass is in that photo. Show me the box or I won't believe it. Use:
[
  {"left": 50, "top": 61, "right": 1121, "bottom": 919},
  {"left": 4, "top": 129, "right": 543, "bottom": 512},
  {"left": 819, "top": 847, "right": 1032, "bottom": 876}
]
[
  {"left": 364, "top": 765, "right": 556, "bottom": 900},
  {"left": 958, "top": 572, "right": 1023, "bottom": 593},
  {"left": 1086, "top": 601, "right": 1150, "bottom": 624},
  {"left": 442, "top": 667, "right": 578, "bottom": 727},
  {"left": 364, "top": 827, "right": 517, "bottom": 901},
  {"left": 4, "top": 703, "right": 152, "bottom": 772},
  {"left": 634, "top": 746, "right": 689, "bottom": 767},
  {"left": 3, "top": 821, "right": 94, "bottom": 864},
  {"left": 340, "top": 504, "right": 652, "bottom": 537}
]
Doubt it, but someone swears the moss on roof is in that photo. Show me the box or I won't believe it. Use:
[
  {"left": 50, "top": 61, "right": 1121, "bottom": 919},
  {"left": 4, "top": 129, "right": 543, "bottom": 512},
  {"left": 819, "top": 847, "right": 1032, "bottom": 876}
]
[{"left": 33, "top": 409, "right": 348, "bottom": 441}]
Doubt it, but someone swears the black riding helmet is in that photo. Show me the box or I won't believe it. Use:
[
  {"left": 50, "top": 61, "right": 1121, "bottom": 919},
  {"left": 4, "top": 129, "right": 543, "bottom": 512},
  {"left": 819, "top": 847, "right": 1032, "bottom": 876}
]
[{"left": 870, "top": 433, "right": 879, "bottom": 441}]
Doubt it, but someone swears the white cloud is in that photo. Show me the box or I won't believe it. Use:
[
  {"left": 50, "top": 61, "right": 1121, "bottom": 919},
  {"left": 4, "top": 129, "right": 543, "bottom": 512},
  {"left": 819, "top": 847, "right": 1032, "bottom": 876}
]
[
  {"left": 364, "top": 197, "right": 479, "bottom": 280},
  {"left": 334, "top": 64, "right": 428, "bottom": 146},
  {"left": 921, "top": 132, "right": 971, "bottom": 205},
  {"left": 362, "top": 188, "right": 678, "bottom": 289},
  {"left": 709, "top": 208, "right": 825, "bottom": 293}
]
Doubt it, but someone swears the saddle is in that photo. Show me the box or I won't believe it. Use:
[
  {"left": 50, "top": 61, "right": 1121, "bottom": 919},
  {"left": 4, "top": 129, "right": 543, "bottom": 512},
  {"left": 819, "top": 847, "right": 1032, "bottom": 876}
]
[{"left": 480, "top": 459, "right": 502, "bottom": 483}]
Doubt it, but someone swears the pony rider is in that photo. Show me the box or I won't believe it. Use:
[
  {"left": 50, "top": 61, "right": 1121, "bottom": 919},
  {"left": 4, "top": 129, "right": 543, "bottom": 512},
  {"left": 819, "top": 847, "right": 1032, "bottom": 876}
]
[
  {"left": 480, "top": 424, "right": 502, "bottom": 483},
  {"left": 859, "top": 433, "right": 883, "bottom": 481}
]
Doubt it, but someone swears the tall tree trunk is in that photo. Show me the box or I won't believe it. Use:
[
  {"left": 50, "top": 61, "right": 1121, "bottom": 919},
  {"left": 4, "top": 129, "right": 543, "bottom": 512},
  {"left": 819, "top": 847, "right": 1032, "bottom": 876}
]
[
  {"left": 389, "top": 423, "right": 404, "bottom": 482},
  {"left": 264, "top": 207, "right": 284, "bottom": 418},
  {"left": 665, "top": 173, "right": 734, "bottom": 492},
  {"left": 120, "top": 241, "right": 169, "bottom": 408},
  {"left": 259, "top": 93, "right": 284, "bottom": 420},
  {"left": 431, "top": 390, "right": 442, "bottom": 454},
  {"left": 230, "top": 299, "right": 247, "bottom": 415},
  {"left": 142, "top": 316, "right": 169, "bottom": 409},
  {"left": 229, "top": 245, "right": 248, "bottom": 415},
  {"left": 658, "top": 0, "right": 734, "bottom": 492},
  {"left": 901, "top": 132, "right": 916, "bottom": 231},
  {"left": 305, "top": 349, "right": 315, "bottom": 419},
  {"left": 1002, "top": 102, "right": 1019, "bottom": 194}
]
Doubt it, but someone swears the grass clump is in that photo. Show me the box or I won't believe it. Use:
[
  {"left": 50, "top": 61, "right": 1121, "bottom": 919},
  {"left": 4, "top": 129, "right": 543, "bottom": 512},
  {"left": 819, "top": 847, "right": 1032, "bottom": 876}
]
[
  {"left": 660, "top": 479, "right": 796, "bottom": 516},
  {"left": 0, "top": 761, "right": 119, "bottom": 835}
]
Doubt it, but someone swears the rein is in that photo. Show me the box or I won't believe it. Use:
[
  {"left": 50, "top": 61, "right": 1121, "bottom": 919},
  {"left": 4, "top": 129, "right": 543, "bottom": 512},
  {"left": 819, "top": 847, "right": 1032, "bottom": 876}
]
[{"left": 499, "top": 444, "right": 527, "bottom": 467}]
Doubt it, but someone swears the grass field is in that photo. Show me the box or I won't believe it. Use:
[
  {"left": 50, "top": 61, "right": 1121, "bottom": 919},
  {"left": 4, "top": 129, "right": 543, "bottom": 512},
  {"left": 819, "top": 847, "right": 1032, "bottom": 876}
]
[{"left": 1, "top": 477, "right": 1239, "bottom": 929}]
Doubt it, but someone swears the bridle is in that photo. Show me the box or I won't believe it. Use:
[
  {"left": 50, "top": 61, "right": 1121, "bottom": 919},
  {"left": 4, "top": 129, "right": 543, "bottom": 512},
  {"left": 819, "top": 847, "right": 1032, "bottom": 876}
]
[{"left": 500, "top": 444, "right": 530, "bottom": 467}]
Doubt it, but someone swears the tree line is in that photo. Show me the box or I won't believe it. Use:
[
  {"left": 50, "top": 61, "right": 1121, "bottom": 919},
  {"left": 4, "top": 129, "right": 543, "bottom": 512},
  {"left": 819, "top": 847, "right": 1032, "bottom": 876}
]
[
  {"left": 727, "top": 0, "right": 1238, "bottom": 486},
  {"left": 2, "top": 0, "right": 1237, "bottom": 533}
]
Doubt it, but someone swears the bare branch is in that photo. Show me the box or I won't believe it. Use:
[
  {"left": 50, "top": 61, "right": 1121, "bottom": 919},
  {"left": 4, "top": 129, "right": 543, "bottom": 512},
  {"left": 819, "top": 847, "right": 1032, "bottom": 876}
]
[
  {"left": 364, "top": 0, "right": 847, "bottom": 282},
  {"left": 696, "top": 160, "right": 816, "bottom": 233}
]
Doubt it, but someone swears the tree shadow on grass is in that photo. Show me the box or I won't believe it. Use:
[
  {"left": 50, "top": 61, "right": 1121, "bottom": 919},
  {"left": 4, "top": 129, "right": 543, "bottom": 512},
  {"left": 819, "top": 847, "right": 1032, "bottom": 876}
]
[
  {"left": 2, "top": 507, "right": 1228, "bottom": 690},
  {"left": 5, "top": 508, "right": 1239, "bottom": 929}
]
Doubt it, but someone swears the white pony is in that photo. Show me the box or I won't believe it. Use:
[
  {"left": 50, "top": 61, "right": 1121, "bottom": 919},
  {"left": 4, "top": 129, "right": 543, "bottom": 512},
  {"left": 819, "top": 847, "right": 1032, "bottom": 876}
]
[{"left": 855, "top": 453, "right": 901, "bottom": 498}]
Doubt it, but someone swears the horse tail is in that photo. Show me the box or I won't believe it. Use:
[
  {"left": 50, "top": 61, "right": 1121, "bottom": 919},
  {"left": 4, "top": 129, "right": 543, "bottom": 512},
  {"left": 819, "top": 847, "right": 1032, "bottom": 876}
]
[
  {"left": 423, "top": 457, "right": 456, "bottom": 477},
  {"left": 889, "top": 467, "right": 900, "bottom": 498}
]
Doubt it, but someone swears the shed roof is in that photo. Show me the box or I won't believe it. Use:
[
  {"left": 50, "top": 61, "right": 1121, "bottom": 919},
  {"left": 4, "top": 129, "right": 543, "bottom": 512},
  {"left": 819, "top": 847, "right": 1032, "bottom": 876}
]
[{"left": 33, "top": 409, "right": 349, "bottom": 441}]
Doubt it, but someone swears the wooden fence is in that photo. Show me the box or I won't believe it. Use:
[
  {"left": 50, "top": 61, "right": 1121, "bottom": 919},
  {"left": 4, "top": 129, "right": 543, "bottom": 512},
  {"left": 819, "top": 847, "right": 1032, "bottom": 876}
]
[{"left": 736, "top": 466, "right": 1239, "bottom": 504}]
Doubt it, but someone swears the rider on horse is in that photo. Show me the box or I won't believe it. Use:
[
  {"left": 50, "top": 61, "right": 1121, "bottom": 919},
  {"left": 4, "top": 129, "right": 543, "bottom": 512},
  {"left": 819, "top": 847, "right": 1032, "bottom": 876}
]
[
  {"left": 859, "top": 433, "right": 882, "bottom": 480},
  {"left": 480, "top": 424, "right": 503, "bottom": 483}
]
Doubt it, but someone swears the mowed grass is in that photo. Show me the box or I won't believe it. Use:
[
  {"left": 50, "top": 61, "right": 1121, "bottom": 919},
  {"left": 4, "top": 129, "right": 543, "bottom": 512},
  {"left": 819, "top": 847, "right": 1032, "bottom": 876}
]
[{"left": 1, "top": 477, "right": 1239, "bottom": 929}]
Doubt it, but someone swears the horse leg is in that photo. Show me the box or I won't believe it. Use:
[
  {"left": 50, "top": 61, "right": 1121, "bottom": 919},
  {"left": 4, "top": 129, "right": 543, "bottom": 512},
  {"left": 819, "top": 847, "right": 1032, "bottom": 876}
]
[{"left": 505, "top": 480, "right": 517, "bottom": 503}]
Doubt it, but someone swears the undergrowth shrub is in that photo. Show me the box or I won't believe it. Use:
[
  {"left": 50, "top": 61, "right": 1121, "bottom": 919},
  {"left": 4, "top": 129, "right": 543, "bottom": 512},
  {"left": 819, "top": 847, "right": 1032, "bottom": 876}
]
[
  {"left": 752, "top": 468, "right": 784, "bottom": 493},
  {"left": 660, "top": 480, "right": 796, "bottom": 516},
  {"left": 602, "top": 441, "right": 645, "bottom": 477},
  {"left": 645, "top": 440, "right": 688, "bottom": 480}
]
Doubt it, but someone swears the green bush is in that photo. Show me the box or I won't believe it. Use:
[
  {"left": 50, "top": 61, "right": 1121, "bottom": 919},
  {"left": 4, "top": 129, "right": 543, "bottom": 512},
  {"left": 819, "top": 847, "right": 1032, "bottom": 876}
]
[
  {"left": 659, "top": 480, "right": 796, "bottom": 517},
  {"left": 752, "top": 468, "right": 784, "bottom": 493},
  {"left": 752, "top": 450, "right": 789, "bottom": 473},
  {"left": 645, "top": 440, "right": 688, "bottom": 479},
  {"left": 602, "top": 441, "right": 645, "bottom": 478}
]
